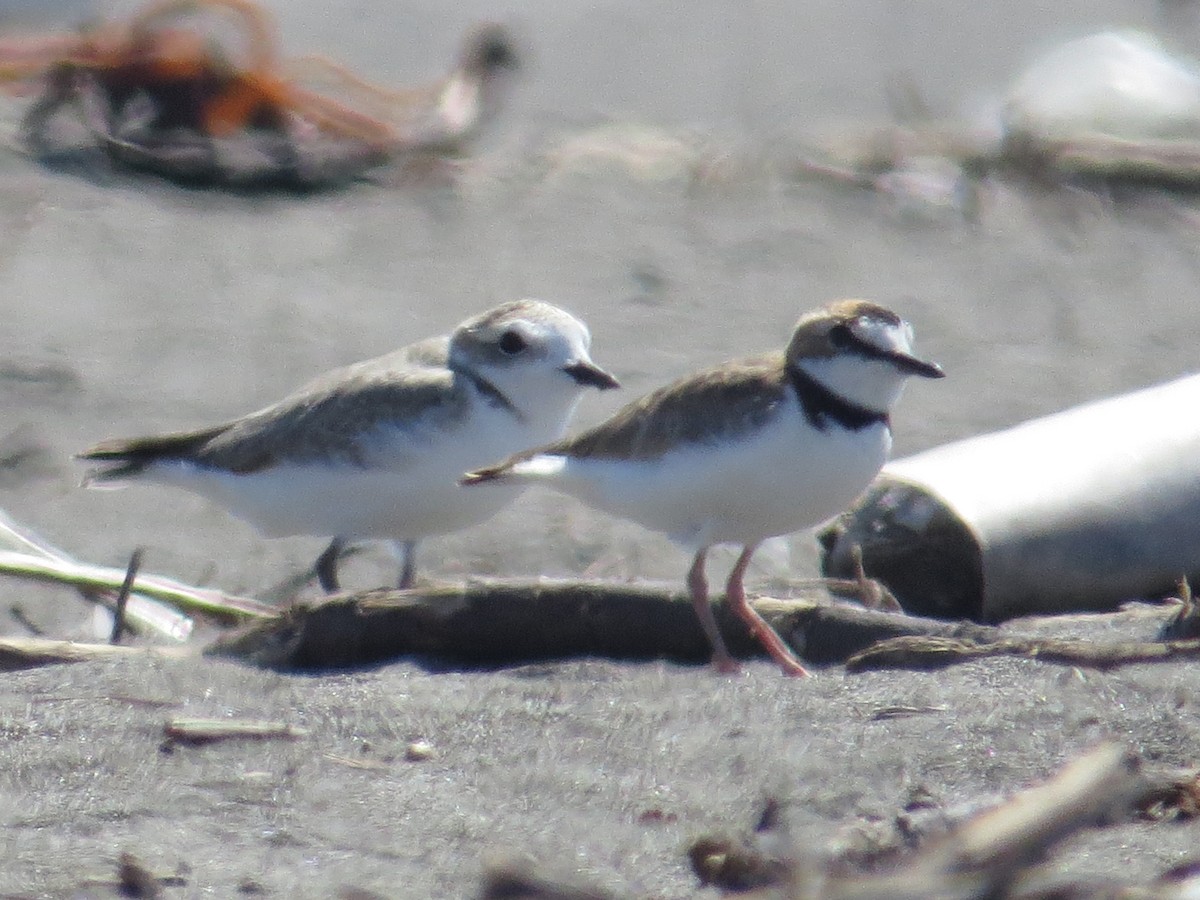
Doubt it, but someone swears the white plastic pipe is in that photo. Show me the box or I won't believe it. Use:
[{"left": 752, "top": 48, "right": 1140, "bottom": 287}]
[{"left": 821, "top": 373, "right": 1200, "bottom": 621}]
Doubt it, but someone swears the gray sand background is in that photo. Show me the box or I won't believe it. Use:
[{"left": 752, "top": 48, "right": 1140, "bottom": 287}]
[{"left": 2, "top": 0, "right": 1200, "bottom": 895}]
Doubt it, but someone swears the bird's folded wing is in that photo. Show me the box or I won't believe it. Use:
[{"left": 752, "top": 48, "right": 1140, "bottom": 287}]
[
  {"left": 556, "top": 356, "right": 788, "bottom": 462},
  {"left": 199, "top": 366, "right": 469, "bottom": 472}
]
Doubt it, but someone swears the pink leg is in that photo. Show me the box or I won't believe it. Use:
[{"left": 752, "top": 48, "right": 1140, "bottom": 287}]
[
  {"left": 687, "top": 549, "right": 740, "bottom": 674},
  {"left": 725, "top": 545, "right": 810, "bottom": 677}
]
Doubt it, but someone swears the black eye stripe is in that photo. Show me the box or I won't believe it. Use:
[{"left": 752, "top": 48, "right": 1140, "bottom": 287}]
[
  {"left": 832, "top": 321, "right": 909, "bottom": 365},
  {"left": 829, "top": 323, "right": 854, "bottom": 348},
  {"left": 832, "top": 321, "right": 882, "bottom": 356}
]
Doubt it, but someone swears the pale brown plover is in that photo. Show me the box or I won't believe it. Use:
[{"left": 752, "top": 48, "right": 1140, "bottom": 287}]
[
  {"left": 462, "top": 299, "right": 943, "bottom": 676},
  {"left": 79, "top": 299, "right": 618, "bottom": 593}
]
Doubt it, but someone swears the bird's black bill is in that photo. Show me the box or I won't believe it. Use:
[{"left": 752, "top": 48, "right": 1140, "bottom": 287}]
[
  {"left": 889, "top": 352, "right": 944, "bottom": 379},
  {"left": 563, "top": 361, "right": 620, "bottom": 390}
]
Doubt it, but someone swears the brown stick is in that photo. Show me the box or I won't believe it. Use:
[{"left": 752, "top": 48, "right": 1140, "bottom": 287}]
[
  {"left": 0, "top": 636, "right": 191, "bottom": 671},
  {"left": 846, "top": 634, "right": 1200, "bottom": 673},
  {"left": 162, "top": 717, "right": 307, "bottom": 746}
]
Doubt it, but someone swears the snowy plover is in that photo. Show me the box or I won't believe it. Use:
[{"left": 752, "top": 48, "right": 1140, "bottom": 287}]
[
  {"left": 463, "top": 300, "right": 943, "bottom": 676},
  {"left": 79, "top": 299, "right": 618, "bottom": 592}
]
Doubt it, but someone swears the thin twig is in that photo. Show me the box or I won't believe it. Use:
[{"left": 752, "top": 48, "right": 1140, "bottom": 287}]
[
  {"left": 110, "top": 547, "right": 144, "bottom": 645},
  {"left": 162, "top": 717, "right": 308, "bottom": 746}
]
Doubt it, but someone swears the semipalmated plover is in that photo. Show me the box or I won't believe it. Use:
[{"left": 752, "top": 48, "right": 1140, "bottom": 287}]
[
  {"left": 463, "top": 300, "right": 943, "bottom": 676},
  {"left": 79, "top": 299, "right": 618, "bottom": 593}
]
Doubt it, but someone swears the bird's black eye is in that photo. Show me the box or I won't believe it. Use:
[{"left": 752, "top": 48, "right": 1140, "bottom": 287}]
[
  {"left": 498, "top": 330, "right": 527, "bottom": 355},
  {"left": 829, "top": 323, "right": 854, "bottom": 348}
]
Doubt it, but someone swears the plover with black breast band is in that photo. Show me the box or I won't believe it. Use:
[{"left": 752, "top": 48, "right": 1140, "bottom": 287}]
[
  {"left": 463, "top": 299, "right": 943, "bottom": 676},
  {"left": 79, "top": 299, "right": 619, "bottom": 592}
]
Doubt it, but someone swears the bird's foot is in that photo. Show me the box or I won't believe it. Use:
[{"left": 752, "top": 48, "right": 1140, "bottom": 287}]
[
  {"left": 775, "top": 655, "right": 811, "bottom": 678},
  {"left": 710, "top": 653, "right": 744, "bottom": 676}
]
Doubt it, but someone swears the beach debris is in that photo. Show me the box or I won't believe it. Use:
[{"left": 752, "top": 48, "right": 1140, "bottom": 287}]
[
  {"left": 0, "top": 505, "right": 276, "bottom": 633},
  {"left": 998, "top": 31, "right": 1200, "bottom": 186},
  {"left": 108, "top": 546, "right": 143, "bottom": 644},
  {"left": 790, "top": 31, "right": 1200, "bottom": 204},
  {"left": 0, "top": 635, "right": 190, "bottom": 670},
  {"left": 846, "top": 633, "right": 1200, "bottom": 673},
  {"left": 7, "top": 559, "right": 1199, "bottom": 675},
  {"left": 689, "top": 799, "right": 794, "bottom": 893},
  {"left": 116, "top": 851, "right": 165, "bottom": 898},
  {"left": 7, "top": 587, "right": 1195, "bottom": 674},
  {"left": 204, "top": 577, "right": 980, "bottom": 671},
  {"left": 687, "top": 744, "right": 1195, "bottom": 897},
  {"left": 288, "top": 21, "right": 519, "bottom": 156},
  {"left": 823, "top": 372, "right": 1200, "bottom": 622},
  {"left": 404, "top": 739, "right": 435, "bottom": 762},
  {"left": 478, "top": 856, "right": 616, "bottom": 900},
  {"left": 204, "top": 577, "right": 1200, "bottom": 674},
  {"left": 1160, "top": 577, "right": 1200, "bottom": 640},
  {"left": 0, "top": 0, "right": 519, "bottom": 188},
  {"left": 0, "top": 506, "right": 199, "bottom": 641},
  {"left": 162, "top": 716, "right": 307, "bottom": 746},
  {"left": 0, "top": 540, "right": 274, "bottom": 624},
  {"left": 1137, "top": 767, "right": 1200, "bottom": 821},
  {"left": 322, "top": 751, "right": 391, "bottom": 772}
]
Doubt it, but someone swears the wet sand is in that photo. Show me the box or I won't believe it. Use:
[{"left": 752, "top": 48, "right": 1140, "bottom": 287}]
[{"left": 3, "top": 0, "right": 1200, "bottom": 895}]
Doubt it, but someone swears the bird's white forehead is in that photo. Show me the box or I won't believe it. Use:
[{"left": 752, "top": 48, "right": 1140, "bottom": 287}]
[
  {"left": 458, "top": 301, "right": 591, "bottom": 356},
  {"left": 517, "top": 309, "right": 592, "bottom": 350},
  {"left": 491, "top": 301, "right": 588, "bottom": 338},
  {"left": 849, "top": 314, "right": 915, "bottom": 355}
]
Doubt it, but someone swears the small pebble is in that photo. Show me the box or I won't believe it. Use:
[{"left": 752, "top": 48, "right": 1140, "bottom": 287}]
[{"left": 405, "top": 740, "right": 435, "bottom": 762}]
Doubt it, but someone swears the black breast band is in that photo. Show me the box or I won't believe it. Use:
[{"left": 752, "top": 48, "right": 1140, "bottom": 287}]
[{"left": 787, "top": 366, "right": 889, "bottom": 432}]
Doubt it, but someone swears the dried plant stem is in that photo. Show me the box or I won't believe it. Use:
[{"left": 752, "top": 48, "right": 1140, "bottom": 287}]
[
  {"left": 0, "top": 550, "right": 275, "bottom": 621},
  {"left": 110, "top": 547, "right": 144, "bottom": 645}
]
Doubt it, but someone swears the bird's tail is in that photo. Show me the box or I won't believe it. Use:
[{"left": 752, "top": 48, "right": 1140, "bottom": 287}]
[
  {"left": 76, "top": 426, "right": 226, "bottom": 487},
  {"left": 460, "top": 453, "right": 566, "bottom": 486}
]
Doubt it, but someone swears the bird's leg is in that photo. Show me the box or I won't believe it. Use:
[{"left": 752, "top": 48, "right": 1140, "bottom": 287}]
[
  {"left": 724, "top": 544, "right": 810, "bottom": 677},
  {"left": 395, "top": 540, "right": 417, "bottom": 589},
  {"left": 315, "top": 537, "right": 343, "bottom": 593},
  {"left": 687, "top": 548, "right": 740, "bottom": 674}
]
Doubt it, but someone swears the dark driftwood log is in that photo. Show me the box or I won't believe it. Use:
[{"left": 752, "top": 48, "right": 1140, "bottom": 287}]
[
  {"left": 846, "top": 634, "right": 1200, "bottom": 673},
  {"left": 205, "top": 579, "right": 1000, "bottom": 671},
  {"left": 5, "top": 580, "right": 1191, "bottom": 677}
]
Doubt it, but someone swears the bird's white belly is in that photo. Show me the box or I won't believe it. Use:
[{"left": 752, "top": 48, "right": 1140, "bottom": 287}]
[
  {"left": 178, "top": 462, "right": 526, "bottom": 539},
  {"left": 560, "top": 414, "right": 891, "bottom": 548},
  {"left": 140, "top": 407, "right": 554, "bottom": 540}
]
